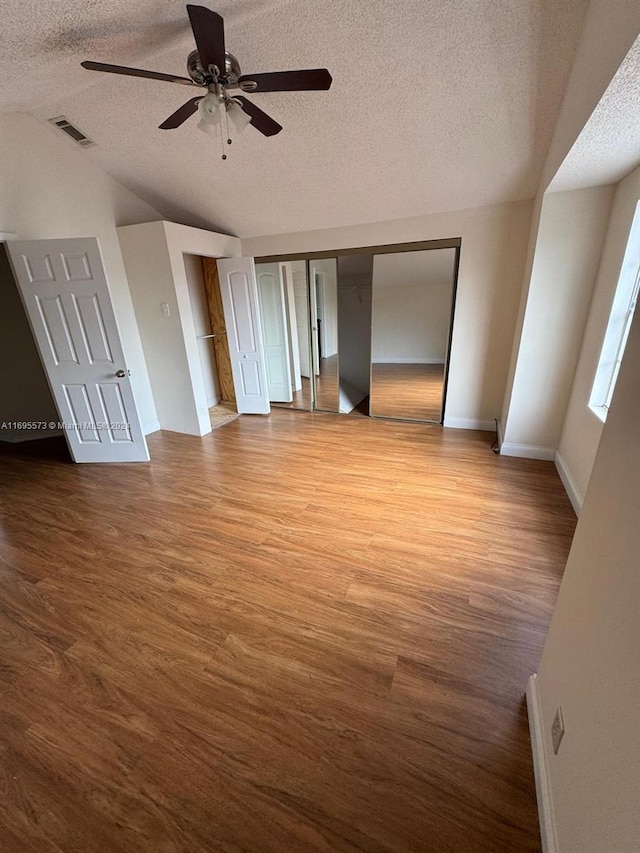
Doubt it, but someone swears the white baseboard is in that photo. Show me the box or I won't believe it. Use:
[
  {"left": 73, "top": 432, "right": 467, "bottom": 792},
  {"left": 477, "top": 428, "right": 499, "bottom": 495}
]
[
  {"left": 371, "top": 357, "right": 445, "bottom": 364},
  {"left": 500, "top": 442, "right": 556, "bottom": 461},
  {"left": 0, "top": 428, "right": 63, "bottom": 443},
  {"left": 526, "top": 675, "right": 559, "bottom": 853},
  {"left": 207, "top": 394, "right": 221, "bottom": 408},
  {"left": 143, "top": 419, "right": 161, "bottom": 435},
  {"left": 554, "top": 451, "right": 582, "bottom": 516},
  {"left": 443, "top": 417, "right": 496, "bottom": 431}
]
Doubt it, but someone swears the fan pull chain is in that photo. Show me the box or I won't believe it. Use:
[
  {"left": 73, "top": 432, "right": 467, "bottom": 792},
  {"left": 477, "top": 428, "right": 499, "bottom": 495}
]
[
  {"left": 218, "top": 114, "right": 227, "bottom": 160},
  {"left": 225, "top": 106, "right": 232, "bottom": 146}
]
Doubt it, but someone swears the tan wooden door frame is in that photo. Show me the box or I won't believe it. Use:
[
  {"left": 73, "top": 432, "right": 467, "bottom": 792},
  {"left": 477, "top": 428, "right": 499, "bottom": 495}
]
[{"left": 201, "top": 257, "right": 236, "bottom": 404}]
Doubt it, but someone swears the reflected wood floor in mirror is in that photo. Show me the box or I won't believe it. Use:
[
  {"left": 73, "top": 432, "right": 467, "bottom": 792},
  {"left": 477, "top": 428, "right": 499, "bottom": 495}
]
[
  {"left": 0, "top": 412, "right": 576, "bottom": 852},
  {"left": 371, "top": 363, "right": 445, "bottom": 422},
  {"left": 274, "top": 377, "right": 312, "bottom": 411},
  {"left": 314, "top": 353, "right": 339, "bottom": 412},
  {"left": 273, "top": 355, "right": 338, "bottom": 413}
]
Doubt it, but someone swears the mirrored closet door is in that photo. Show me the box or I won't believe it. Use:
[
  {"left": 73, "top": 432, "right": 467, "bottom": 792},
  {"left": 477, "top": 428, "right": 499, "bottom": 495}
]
[
  {"left": 370, "top": 248, "right": 457, "bottom": 423},
  {"left": 254, "top": 261, "right": 313, "bottom": 411},
  {"left": 337, "top": 255, "right": 372, "bottom": 415},
  {"left": 254, "top": 240, "right": 459, "bottom": 424}
]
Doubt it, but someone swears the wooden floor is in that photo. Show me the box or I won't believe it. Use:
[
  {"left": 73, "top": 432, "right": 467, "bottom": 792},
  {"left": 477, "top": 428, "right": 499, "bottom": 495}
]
[
  {"left": 370, "top": 363, "right": 445, "bottom": 422},
  {"left": 314, "top": 354, "right": 339, "bottom": 412},
  {"left": 274, "top": 376, "right": 312, "bottom": 411},
  {"left": 0, "top": 413, "right": 576, "bottom": 852},
  {"left": 273, "top": 355, "right": 337, "bottom": 413},
  {"left": 278, "top": 361, "right": 445, "bottom": 422},
  {"left": 208, "top": 402, "right": 239, "bottom": 430}
]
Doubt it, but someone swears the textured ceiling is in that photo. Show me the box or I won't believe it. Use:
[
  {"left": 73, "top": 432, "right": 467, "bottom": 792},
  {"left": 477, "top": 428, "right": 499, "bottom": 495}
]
[
  {"left": 549, "top": 36, "right": 640, "bottom": 193},
  {"left": 2, "top": 0, "right": 590, "bottom": 237}
]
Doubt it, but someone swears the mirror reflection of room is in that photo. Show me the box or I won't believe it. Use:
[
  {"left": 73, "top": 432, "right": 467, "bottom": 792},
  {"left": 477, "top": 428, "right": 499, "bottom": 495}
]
[
  {"left": 370, "top": 248, "right": 456, "bottom": 423},
  {"left": 337, "top": 254, "right": 372, "bottom": 415},
  {"left": 309, "top": 259, "right": 339, "bottom": 412},
  {"left": 255, "top": 260, "right": 312, "bottom": 411}
]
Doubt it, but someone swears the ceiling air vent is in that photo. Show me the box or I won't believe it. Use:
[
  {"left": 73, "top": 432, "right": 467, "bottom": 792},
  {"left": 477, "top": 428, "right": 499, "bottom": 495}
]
[{"left": 48, "top": 116, "right": 95, "bottom": 148}]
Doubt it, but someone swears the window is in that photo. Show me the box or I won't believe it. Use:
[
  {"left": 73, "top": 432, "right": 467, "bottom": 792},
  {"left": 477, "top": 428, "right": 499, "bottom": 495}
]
[{"left": 590, "top": 201, "right": 640, "bottom": 421}]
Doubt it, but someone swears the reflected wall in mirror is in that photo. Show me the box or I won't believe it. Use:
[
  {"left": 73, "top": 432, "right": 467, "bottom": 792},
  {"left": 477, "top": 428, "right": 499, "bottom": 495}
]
[
  {"left": 370, "top": 248, "right": 457, "bottom": 422},
  {"left": 310, "top": 258, "right": 339, "bottom": 412},
  {"left": 255, "top": 261, "right": 312, "bottom": 410},
  {"left": 337, "top": 255, "right": 372, "bottom": 414}
]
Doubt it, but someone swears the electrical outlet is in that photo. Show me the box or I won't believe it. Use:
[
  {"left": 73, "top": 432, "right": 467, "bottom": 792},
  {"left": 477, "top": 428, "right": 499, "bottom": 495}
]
[
  {"left": 161, "top": 302, "right": 171, "bottom": 318},
  {"left": 551, "top": 706, "right": 565, "bottom": 754}
]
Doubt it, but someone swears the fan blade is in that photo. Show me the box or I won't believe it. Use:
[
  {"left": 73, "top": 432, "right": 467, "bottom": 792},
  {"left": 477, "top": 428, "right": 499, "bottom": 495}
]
[
  {"left": 159, "top": 97, "right": 202, "bottom": 129},
  {"left": 235, "top": 97, "right": 282, "bottom": 137},
  {"left": 81, "top": 61, "right": 197, "bottom": 87},
  {"left": 187, "top": 5, "right": 226, "bottom": 75},
  {"left": 238, "top": 69, "right": 332, "bottom": 92}
]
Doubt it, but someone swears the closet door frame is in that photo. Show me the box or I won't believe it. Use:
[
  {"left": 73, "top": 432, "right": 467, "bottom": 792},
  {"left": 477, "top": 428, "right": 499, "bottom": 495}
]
[
  {"left": 369, "top": 245, "right": 460, "bottom": 425},
  {"left": 255, "top": 238, "right": 462, "bottom": 424}
]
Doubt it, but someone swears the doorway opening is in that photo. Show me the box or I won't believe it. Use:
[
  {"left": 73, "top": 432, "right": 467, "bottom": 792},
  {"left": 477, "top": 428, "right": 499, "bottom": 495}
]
[{"left": 186, "top": 255, "right": 238, "bottom": 429}]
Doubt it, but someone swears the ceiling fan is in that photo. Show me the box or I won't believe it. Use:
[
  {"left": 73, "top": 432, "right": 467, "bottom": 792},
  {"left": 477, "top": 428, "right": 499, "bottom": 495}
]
[{"left": 81, "top": 4, "right": 332, "bottom": 149}]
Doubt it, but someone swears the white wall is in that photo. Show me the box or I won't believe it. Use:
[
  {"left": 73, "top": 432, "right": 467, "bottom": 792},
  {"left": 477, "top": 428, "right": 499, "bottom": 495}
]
[
  {"left": 0, "top": 113, "right": 162, "bottom": 434},
  {"left": 243, "top": 200, "right": 533, "bottom": 431},
  {"left": 0, "top": 245, "right": 59, "bottom": 439},
  {"left": 534, "top": 294, "right": 640, "bottom": 853},
  {"left": 496, "top": 11, "right": 640, "bottom": 852},
  {"left": 184, "top": 253, "right": 220, "bottom": 407},
  {"left": 501, "top": 185, "right": 615, "bottom": 458},
  {"left": 118, "top": 221, "right": 241, "bottom": 436},
  {"left": 556, "top": 164, "right": 640, "bottom": 511},
  {"left": 371, "top": 249, "right": 455, "bottom": 363},
  {"left": 500, "top": 0, "right": 640, "bottom": 446}
]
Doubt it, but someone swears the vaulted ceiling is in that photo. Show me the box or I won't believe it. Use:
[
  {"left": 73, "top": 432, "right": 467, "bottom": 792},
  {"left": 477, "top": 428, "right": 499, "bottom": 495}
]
[
  {"left": 549, "top": 35, "right": 640, "bottom": 193},
  {"left": 2, "top": 0, "right": 590, "bottom": 237}
]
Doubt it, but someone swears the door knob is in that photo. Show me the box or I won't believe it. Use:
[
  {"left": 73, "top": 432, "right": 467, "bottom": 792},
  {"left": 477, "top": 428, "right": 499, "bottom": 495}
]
[{"left": 115, "top": 369, "right": 126, "bottom": 378}]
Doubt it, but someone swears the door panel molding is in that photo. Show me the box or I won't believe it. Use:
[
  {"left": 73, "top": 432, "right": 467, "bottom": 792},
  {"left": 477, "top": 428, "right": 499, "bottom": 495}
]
[
  {"left": 216, "top": 257, "right": 270, "bottom": 415},
  {"left": 7, "top": 237, "right": 149, "bottom": 462}
]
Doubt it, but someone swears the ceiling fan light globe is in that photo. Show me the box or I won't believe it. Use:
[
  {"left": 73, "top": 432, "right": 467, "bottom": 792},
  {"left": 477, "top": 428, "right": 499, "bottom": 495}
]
[
  {"left": 197, "top": 118, "right": 218, "bottom": 134},
  {"left": 227, "top": 101, "right": 251, "bottom": 134},
  {"left": 198, "top": 93, "right": 221, "bottom": 126}
]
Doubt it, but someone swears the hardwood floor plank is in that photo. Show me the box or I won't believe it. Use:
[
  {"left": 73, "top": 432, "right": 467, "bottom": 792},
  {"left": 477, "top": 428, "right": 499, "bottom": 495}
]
[
  {"left": 370, "top": 363, "right": 446, "bottom": 422},
  {"left": 0, "top": 410, "right": 576, "bottom": 851}
]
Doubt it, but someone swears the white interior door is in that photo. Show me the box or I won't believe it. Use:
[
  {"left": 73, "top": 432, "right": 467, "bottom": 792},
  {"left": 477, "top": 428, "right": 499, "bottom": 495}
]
[
  {"left": 6, "top": 238, "right": 149, "bottom": 462},
  {"left": 293, "top": 276, "right": 310, "bottom": 379},
  {"left": 216, "top": 257, "right": 270, "bottom": 414},
  {"left": 281, "top": 263, "right": 302, "bottom": 391},
  {"left": 256, "top": 264, "right": 293, "bottom": 403}
]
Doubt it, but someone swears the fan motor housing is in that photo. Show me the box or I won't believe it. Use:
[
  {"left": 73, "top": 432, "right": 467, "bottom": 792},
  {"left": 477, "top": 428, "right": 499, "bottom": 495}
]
[{"left": 187, "top": 50, "right": 241, "bottom": 87}]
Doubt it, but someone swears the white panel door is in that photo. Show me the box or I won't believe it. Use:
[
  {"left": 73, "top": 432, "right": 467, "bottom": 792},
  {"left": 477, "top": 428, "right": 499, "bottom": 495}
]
[
  {"left": 293, "top": 278, "right": 311, "bottom": 379},
  {"left": 216, "top": 257, "right": 270, "bottom": 415},
  {"left": 6, "top": 238, "right": 149, "bottom": 462},
  {"left": 280, "top": 263, "right": 302, "bottom": 391},
  {"left": 256, "top": 264, "right": 293, "bottom": 403}
]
